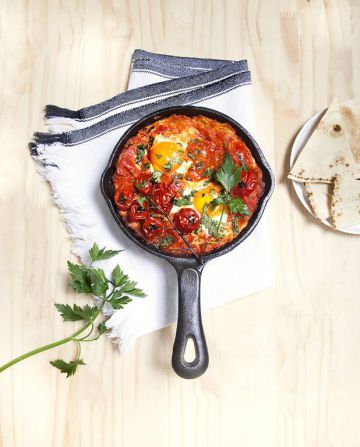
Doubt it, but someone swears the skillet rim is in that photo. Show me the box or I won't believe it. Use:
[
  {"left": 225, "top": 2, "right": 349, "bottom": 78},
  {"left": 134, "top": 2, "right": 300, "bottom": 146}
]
[{"left": 100, "top": 105, "right": 275, "bottom": 265}]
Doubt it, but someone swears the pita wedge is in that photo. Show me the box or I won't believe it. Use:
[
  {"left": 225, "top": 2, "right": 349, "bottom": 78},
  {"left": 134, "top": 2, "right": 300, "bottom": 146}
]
[
  {"left": 339, "top": 98, "right": 360, "bottom": 163},
  {"left": 288, "top": 100, "right": 358, "bottom": 183},
  {"left": 305, "top": 182, "right": 331, "bottom": 221},
  {"left": 331, "top": 173, "right": 360, "bottom": 229}
]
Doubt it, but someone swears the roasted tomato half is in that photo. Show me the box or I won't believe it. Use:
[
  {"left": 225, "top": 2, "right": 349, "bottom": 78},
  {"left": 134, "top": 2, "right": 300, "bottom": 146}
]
[
  {"left": 114, "top": 184, "right": 135, "bottom": 210},
  {"left": 152, "top": 184, "right": 173, "bottom": 214},
  {"left": 128, "top": 199, "right": 149, "bottom": 221},
  {"left": 231, "top": 169, "right": 258, "bottom": 198},
  {"left": 173, "top": 208, "right": 201, "bottom": 234},
  {"left": 142, "top": 216, "right": 164, "bottom": 239},
  {"left": 134, "top": 172, "right": 153, "bottom": 195}
]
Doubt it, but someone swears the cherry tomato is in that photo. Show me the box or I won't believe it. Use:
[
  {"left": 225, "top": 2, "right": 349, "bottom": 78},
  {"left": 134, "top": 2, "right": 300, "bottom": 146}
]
[
  {"left": 128, "top": 199, "right": 149, "bottom": 221},
  {"left": 114, "top": 184, "right": 135, "bottom": 210},
  {"left": 142, "top": 217, "right": 164, "bottom": 239},
  {"left": 173, "top": 208, "right": 200, "bottom": 234},
  {"left": 231, "top": 169, "right": 258, "bottom": 198},
  {"left": 134, "top": 172, "right": 153, "bottom": 195},
  {"left": 152, "top": 184, "right": 173, "bottom": 214}
]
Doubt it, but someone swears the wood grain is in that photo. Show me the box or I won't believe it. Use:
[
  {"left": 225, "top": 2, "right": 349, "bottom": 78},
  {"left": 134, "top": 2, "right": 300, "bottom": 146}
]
[{"left": 1, "top": 0, "right": 360, "bottom": 446}]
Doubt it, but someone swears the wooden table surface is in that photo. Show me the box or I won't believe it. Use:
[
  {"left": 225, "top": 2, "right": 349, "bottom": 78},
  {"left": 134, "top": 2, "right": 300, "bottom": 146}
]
[{"left": 1, "top": 1, "right": 360, "bottom": 446}]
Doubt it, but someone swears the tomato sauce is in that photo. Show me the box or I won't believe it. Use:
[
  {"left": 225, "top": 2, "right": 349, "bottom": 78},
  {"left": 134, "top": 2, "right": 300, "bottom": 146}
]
[{"left": 113, "top": 115, "right": 263, "bottom": 256}]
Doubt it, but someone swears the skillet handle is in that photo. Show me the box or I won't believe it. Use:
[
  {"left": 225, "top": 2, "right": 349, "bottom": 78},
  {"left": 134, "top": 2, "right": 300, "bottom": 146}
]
[{"left": 172, "top": 267, "right": 209, "bottom": 379}]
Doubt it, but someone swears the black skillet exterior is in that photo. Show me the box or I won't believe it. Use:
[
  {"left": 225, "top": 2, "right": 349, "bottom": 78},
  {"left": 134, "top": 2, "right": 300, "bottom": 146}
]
[{"left": 101, "top": 106, "right": 275, "bottom": 379}]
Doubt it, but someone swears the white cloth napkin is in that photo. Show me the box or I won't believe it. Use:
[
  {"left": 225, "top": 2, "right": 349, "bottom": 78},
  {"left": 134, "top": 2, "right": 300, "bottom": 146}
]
[{"left": 30, "top": 50, "right": 273, "bottom": 351}]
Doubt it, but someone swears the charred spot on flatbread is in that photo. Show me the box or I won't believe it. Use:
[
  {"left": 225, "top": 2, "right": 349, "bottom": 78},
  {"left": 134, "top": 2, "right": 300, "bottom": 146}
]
[
  {"left": 305, "top": 182, "right": 331, "bottom": 221},
  {"left": 340, "top": 100, "right": 360, "bottom": 163},
  {"left": 331, "top": 173, "right": 360, "bottom": 229},
  {"left": 288, "top": 100, "right": 357, "bottom": 182}
]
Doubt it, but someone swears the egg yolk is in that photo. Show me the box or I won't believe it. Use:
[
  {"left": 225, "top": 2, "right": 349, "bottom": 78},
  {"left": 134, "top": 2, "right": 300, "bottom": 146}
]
[
  {"left": 193, "top": 185, "right": 224, "bottom": 218},
  {"left": 150, "top": 142, "right": 183, "bottom": 173}
]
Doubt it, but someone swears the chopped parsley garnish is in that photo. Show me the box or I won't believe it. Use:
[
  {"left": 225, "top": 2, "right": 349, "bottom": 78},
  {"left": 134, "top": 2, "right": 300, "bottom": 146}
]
[
  {"left": 187, "top": 152, "right": 197, "bottom": 160},
  {"left": 238, "top": 153, "right": 248, "bottom": 171},
  {"left": 228, "top": 197, "right": 250, "bottom": 215},
  {"left": 163, "top": 162, "right": 172, "bottom": 172},
  {"left": 174, "top": 195, "right": 192, "bottom": 207},
  {"left": 203, "top": 167, "right": 214, "bottom": 178},
  {"left": 232, "top": 216, "right": 240, "bottom": 234},
  {"left": 143, "top": 162, "right": 150, "bottom": 170},
  {"left": 151, "top": 170, "right": 163, "bottom": 183},
  {"left": 136, "top": 144, "right": 146, "bottom": 164},
  {"left": 201, "top": 214, "right": 220, "bottom": 237},
  {"left": 155, "top": 153, "right": 162, "bottom": 160},
  {"left": 153, "top": 236, "right": 174, "bottom": 249},
  {"left": 137, "top": 197, "right": 147, "bottom": 206},
  {"left": 138, "top": 179, "right": 147, "bottom": 188}
]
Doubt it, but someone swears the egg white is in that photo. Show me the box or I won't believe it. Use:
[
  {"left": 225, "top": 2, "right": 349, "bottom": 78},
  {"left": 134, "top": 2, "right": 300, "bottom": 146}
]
[
  {"left": 151, "top": 130, "right": 199, "bottom": 174},
  {"left": 170, "top": 180, "right": 228, "bottom": 224}
]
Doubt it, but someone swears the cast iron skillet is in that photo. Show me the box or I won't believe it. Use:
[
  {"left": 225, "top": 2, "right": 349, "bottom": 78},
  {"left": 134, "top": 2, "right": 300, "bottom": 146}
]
[{"left": 101, "top": 106, "right": 275, "bottom": 379}]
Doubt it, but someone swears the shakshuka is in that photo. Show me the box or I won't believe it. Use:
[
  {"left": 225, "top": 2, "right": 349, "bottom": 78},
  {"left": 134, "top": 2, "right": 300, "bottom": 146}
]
[{"left": 113, "top": 114, "right": 263, "bottom": 255}]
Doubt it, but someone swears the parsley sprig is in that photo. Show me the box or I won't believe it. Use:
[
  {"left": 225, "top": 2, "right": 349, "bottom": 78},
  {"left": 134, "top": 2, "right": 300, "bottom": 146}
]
[
  {"left": 210, "top": 151, "right": 250, "bottom": 218},
  {"left": 0, "top": 243, "right": 146, "bottom": 377}
]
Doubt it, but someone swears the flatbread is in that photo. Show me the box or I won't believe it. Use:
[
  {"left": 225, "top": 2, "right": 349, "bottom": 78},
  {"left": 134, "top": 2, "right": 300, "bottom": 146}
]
[
  {"left": 305, "top": 182, "right": 331, "bottom": 221},
  {"left": 288, "top": 100, "right": 358, "bottom": 183},
  {"left": 331, "top": 173, "right": 360, "bottom": 229},
  {"left": 339, "top": 98, "right": 360, "bottom": 163}
]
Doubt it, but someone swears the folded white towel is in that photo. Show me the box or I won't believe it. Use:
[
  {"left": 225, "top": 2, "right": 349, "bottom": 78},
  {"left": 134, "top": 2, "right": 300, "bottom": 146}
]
[{"left": 30, "top": 50, "right": 273, "bottom": 351}]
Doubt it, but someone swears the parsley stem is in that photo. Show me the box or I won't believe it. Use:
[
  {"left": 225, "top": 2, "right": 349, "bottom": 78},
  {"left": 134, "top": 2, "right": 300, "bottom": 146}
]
[{"left": 0, "top": 303, "right": 104, "bottom": 374}]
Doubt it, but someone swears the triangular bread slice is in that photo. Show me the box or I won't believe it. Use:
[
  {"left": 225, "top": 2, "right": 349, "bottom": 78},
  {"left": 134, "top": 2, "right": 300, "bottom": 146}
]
[
  {"left": 331, "top": 173, "right": 360, "bottom": 229},
  {"left": 288, "top": 100, "right": 358, "bottom": 182},
  {"left": 305, "top": 183, "right": 331, "bottom": 221},
  {"left": 339, "top": 98, "right": 360, "bottom": 163}
]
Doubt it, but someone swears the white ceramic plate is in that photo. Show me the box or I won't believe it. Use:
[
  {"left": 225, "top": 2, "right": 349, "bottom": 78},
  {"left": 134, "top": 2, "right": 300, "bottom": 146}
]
[{"left": 290, "top": 110, "right": 360, "bottom": 235}]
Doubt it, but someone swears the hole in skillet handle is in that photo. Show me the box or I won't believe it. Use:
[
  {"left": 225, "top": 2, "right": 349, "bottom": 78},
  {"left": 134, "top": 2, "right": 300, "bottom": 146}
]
[
  {"left": 100, "top": 105, "right": 275, "bottom": 380},
  {"left": 171, "top": 265, "right": 209, "bottom": 379}
]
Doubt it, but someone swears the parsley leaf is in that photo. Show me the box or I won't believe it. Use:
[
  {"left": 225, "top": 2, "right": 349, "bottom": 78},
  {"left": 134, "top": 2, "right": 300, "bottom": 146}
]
[
  {"left": 97, "top": 322, "right": 107, "bottom": 336},
  {"left": 215, "top": 152, "right": 242, "bottom": 192},
  {"left": 55, "top": 303, "right": 98, "bottom": 322},
  {"left": 89, "top": 243, "right": 122, "bottom": 263},
  {"left": 50, "top": 358, "right": 86, "bottom": 378},
  {"left": 112, "top": 264, "right": 129, "bottom": 288},
  {"left": 228, "top": 197, "right": 250, "bottom": 215},
  {"left": 67, "top": 262, "right": 109, "bottom": 296}
]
